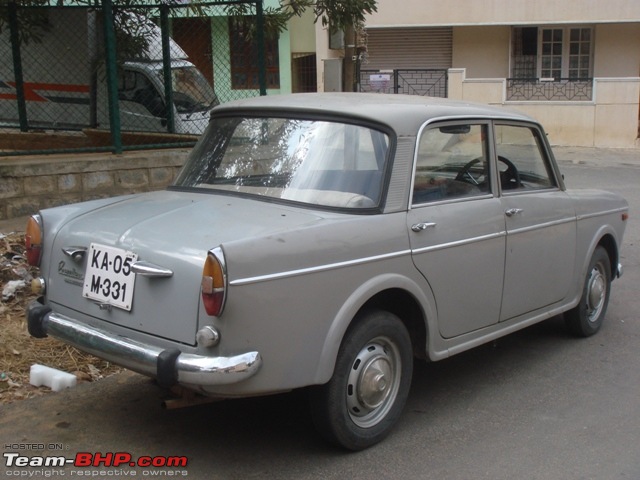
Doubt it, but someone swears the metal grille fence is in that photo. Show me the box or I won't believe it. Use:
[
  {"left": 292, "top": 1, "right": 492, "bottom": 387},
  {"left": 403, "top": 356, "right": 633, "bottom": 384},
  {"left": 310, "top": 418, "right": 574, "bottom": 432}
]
[
  {"left": 359, "top": 69, "right": 448, "bottom": 98},
  {"left": 0, "top": 0, "right": 268, "bottom": 155},
  {"left": 506, "top": 78, "right": 593, "bottom": 101}
]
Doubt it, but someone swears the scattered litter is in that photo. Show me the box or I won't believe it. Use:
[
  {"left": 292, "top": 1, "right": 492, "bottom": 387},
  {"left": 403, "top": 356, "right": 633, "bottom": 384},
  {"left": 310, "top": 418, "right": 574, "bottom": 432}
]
[
  {"left": 1, "top": 232, "right": 121, "bottom": 404},
  {"left": 11, "top": 265, "right": 31, "bottom": 281},
  {"left": 87, "top": 364, "right": 102, "bottom": 380},
  {"left": 30, "top": 364, "right": 77, "bottom": 392},
  {"left": 2, "top": 280, "right": 27, "bottom": 301}
]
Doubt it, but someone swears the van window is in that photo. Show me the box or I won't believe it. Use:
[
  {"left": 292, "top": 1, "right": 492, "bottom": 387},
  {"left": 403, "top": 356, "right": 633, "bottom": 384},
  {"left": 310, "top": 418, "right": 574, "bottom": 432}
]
[{"left": 118, "top": 71, "right": 165, "bottom": 117}]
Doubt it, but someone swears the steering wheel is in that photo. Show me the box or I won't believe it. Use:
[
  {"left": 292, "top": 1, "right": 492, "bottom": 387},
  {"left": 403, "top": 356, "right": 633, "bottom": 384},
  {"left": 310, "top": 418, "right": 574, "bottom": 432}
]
[
  {"left": 455, "top": 157, "right": 487, "bottom": 186},
  {"left": 455, "top": 156, "right": 521, "bottom": 189},
  {"left": 496, "top": 156, "right": 521, "bottom": 189}
]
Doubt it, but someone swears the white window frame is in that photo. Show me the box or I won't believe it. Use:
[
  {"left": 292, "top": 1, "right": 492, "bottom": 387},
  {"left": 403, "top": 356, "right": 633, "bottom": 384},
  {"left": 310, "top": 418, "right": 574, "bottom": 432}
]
[{"left": 537, "top": 26, "right": 594, "bottom": 80}]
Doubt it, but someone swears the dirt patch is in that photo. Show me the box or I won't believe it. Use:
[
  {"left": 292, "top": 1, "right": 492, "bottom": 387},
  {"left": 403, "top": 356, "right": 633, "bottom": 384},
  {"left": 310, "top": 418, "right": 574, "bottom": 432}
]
[{"left": 0, "top": 231, "right": 121, "bottom": 404}]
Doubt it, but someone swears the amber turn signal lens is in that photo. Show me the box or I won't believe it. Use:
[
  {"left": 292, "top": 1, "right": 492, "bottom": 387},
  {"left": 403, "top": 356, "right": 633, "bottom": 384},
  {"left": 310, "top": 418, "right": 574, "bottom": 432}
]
[
  {"left": 25, "top": 215, "right": 43, "bottom": 267},
  {"left": 201, "top": 248, "right": 227, "bottom": 317}
]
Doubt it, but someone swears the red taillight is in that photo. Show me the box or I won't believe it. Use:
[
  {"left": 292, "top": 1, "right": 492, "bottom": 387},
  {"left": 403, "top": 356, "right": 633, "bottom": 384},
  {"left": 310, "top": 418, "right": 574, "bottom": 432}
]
[
  {"left": 201, "top": 247, "right": 227, "bottom": 317},
  {"left": 25, "top": 215, "right": 43, "bottom": 266}
]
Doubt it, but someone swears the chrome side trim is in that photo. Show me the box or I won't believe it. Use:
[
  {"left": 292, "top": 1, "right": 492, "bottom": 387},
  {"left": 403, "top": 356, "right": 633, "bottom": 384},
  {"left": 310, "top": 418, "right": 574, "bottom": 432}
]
[
  {"left": 230, "top": 250, "right": 412, "bottom": 286},
  {"left": 506, "top": 216, "right": 576, "bottom": 236},
  {"left": 412, "top": 231, "right": 506, "bottom": 255},
  {"left": 40, "top": 311, "right": 261, "bottom": 386},
  {"left": 409, "top": 193, "right": 494, "bottom": 209},
  {"left": 576, "top": 207, "right": 629, "bottom": 221}
]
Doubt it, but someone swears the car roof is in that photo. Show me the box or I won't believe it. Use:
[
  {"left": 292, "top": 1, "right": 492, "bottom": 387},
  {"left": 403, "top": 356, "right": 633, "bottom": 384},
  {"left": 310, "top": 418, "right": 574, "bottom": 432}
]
[{"left": 213, "top": 93, "right": 536, "bottom": 135}]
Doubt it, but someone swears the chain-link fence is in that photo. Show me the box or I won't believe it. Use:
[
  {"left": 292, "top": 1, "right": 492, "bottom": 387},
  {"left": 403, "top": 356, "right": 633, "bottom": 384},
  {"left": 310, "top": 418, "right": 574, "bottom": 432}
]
[{"left": 0, "top": 0, "right": 268, "bottom": 155}]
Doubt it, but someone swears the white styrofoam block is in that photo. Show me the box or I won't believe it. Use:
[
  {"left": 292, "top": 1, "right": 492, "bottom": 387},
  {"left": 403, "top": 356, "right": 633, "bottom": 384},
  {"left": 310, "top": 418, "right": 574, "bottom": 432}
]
[{"left": 30, "top": 364, "right": 77, "bottom": 392}]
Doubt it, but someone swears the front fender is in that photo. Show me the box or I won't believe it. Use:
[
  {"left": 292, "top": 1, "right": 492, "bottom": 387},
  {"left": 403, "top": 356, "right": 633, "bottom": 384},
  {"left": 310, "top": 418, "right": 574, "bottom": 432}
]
[{"left": 568, "top": 218, "right": 626, "bottom": 309}]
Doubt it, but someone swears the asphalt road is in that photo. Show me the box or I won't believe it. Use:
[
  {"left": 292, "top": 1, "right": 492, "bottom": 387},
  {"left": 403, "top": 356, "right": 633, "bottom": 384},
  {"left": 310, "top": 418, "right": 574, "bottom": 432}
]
[{"left": 1, "top": 148, "right": 639, "bottom": 479}]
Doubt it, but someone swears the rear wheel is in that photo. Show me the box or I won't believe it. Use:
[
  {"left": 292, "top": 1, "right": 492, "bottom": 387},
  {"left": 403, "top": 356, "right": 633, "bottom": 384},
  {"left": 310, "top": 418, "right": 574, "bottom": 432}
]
[
  {"left": 565, "top": 246, "right": 611, "bottom": 337},
  {"left": 309, "top": 309, "right": 413, "bottom": 450}
]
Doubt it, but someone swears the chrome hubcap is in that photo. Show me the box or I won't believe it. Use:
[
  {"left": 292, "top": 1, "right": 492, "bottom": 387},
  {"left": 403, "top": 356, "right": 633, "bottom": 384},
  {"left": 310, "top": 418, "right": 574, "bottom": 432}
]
[
  {"left": 586, "top": 265, "right": 607, "bottom": 323},
  {"left": 346, "top": 338, "right": 401, "bottom": 428},
  {"left": 359, "top": 358, "right": 391, "bottom": 409}
]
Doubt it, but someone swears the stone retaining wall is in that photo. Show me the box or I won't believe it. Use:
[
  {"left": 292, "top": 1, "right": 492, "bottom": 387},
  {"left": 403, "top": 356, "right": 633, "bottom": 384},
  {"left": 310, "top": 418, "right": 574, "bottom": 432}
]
[{"left": 0, "top": 149, "right": 190, "bottom": 220}]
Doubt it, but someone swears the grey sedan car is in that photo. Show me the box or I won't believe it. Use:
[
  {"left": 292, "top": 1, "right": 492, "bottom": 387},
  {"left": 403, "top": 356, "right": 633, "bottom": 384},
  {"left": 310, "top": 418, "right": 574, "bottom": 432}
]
[{"left": 26, "top": 93, "right": 628, "bottom": 450}]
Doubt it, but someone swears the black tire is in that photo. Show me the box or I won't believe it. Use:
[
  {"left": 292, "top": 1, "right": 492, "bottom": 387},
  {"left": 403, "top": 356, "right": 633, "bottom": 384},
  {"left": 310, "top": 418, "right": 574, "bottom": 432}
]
[
  {"left": 309, "top": 309, "right": 413, "bottom": 450},
  {"left": 565, "top": 246, "right": 612, "bottom": 337}
]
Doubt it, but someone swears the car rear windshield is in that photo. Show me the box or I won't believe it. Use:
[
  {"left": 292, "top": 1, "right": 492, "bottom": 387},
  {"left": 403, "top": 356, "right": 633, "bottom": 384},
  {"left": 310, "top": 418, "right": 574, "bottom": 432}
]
[{"left": 173, "top": 116, "right": 391, "bottom": 210}]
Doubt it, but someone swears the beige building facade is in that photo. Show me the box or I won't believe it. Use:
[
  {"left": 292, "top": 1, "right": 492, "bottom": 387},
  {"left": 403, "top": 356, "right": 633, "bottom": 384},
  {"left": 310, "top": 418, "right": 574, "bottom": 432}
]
[{"left": 316, "top": 0, "right": 640, "bottom": 148}]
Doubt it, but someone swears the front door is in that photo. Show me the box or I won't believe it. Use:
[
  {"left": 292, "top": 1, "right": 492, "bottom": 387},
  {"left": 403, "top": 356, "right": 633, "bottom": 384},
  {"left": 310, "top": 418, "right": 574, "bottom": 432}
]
[{"left": 494, "top": 123, "right": 577, "bottom": 321}]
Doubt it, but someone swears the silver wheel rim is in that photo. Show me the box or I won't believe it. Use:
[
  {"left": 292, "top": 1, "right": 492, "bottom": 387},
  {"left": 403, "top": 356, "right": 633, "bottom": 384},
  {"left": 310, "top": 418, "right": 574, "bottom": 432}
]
[
  {"left": 586, "top": 263, "right": 607, "bottom": 323},
  {"left": 346, "top": 336, "right": 402, "bottom": 428}
]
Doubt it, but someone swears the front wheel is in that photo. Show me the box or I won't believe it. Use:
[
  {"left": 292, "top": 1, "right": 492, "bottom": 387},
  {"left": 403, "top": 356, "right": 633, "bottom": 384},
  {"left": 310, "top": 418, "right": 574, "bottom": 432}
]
[
  {"left": 565, "top": 246, "right": 612, "bottom": 337},
  {"left": 309, "top": 309, "right": 413, "bottom": 450}
]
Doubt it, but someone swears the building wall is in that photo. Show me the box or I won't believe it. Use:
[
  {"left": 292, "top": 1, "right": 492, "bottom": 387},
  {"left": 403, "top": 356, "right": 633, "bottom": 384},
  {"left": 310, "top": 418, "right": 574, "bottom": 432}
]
[
  {"left": 594, "top": 23, "right": 640, "bottom": 77},
  {"left": 315, "top": 0, "right": 640, "bottom": 148},
  {"left": 290, "top": 9, "right": 317, "bottom": 53},
  {"left": 446, "top": 22, "right": 640, "bottom": 147},
  {"left": 449, "top": 69, "right": 640, "bottom": 147},
  {"left": 451, "top": 24, "right": 640, "bottom": 80},
  {"left": 366, "top": 0, "right": 640, "bottom": 27},
  {"left": 452, "top": 26, "right": 510, "bottom": 78}
]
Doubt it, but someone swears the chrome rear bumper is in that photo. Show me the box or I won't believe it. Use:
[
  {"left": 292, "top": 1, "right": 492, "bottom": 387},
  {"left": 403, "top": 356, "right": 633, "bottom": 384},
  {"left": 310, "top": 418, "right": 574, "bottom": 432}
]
[{"left": 27, "top": 300, "right": 261, "bottom": 388}]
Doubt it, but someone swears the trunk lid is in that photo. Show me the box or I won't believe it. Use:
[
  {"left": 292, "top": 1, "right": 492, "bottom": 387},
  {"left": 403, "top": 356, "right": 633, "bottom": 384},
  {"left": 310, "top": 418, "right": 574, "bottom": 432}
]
[{"left": 46, "top": 190, "right": 323, "bottom": 344}]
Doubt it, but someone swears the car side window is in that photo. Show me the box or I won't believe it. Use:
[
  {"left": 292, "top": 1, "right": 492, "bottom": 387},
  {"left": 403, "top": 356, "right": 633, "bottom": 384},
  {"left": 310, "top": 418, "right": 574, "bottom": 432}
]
[
  {"left": 494, "top": 124, "right": 557, "bottom": 191},
  {"left": 413, "top": 123, "right": 490, "bottom": 205}
]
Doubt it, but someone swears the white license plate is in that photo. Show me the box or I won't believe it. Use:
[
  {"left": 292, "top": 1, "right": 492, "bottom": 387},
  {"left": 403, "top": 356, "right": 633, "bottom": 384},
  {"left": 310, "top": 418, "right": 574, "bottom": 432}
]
[{"left": 82, "top": 243, "right": 137, "bottom": 311}]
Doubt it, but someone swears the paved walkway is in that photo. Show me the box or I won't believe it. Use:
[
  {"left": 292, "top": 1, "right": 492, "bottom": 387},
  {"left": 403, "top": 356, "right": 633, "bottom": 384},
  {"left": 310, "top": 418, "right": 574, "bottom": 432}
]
[
  {"left": 551, "top": 145, "right": 639, "bottom": 167},
  {"left": 1, "top": 145, "right": 638, "bottom": 235}
]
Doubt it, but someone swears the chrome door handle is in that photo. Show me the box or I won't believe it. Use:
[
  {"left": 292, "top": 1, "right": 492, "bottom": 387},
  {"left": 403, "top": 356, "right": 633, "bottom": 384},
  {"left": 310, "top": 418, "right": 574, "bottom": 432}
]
[
  {"left": 411, "top": 222, "right": 437, "bottom": 232},
  {"left": 505, "top": 208, "right": 523, "bottom": 217}
]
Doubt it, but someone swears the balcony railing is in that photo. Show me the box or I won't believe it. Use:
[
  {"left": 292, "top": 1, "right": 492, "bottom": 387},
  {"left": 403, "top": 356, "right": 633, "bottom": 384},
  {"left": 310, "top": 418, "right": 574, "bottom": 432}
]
[{"left": 506, "top": 78, "right": 593, "bottom": 101}]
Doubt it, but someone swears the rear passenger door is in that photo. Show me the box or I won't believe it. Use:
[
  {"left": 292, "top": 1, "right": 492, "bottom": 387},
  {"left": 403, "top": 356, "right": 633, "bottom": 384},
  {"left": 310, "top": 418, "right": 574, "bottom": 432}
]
[{"left": 408, "top": 122, "right": 506, "bottom": 339}]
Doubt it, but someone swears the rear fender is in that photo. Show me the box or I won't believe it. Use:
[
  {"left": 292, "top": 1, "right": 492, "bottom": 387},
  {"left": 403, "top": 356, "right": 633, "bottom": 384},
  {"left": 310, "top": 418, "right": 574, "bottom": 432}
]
[{"left": 313, "top": 272, "right": 435, "bottom": 384}]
